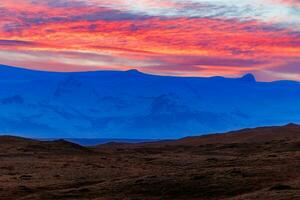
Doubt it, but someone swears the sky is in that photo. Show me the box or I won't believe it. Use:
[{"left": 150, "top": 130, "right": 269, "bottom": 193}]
[{"left": 0, "top": 0, "right": 300, "bottom": 81}]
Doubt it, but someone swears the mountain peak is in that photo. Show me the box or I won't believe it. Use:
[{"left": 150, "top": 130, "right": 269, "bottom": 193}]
[
  {"left": 241, "top": 73, "right": 256, "bottom": 82},
  {"left": 126, "top": 69, "right": 140, "bottom": 73}
]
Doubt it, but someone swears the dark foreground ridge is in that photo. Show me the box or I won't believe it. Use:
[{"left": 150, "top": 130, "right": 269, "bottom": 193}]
[{"left": 1, "top": 124, "right": 300, "bottom": 200}]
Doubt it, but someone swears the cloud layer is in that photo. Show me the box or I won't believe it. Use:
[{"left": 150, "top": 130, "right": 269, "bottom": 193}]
[{"left": 0, "top": 0, "right": 300, "bottom": 80}]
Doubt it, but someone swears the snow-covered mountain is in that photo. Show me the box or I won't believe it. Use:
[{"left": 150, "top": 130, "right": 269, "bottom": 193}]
[{"left": 1, "top": 64, "right": 300, "bottom": 139}]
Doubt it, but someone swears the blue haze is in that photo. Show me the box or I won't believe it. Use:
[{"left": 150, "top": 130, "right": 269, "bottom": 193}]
[{"left": 0, "top": 64, "right": 300, "bottom": 139}]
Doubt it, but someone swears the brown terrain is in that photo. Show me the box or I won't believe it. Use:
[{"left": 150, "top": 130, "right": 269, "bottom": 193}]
[{"left": 1, "top": 124, "right": 300, "bottom": 200}]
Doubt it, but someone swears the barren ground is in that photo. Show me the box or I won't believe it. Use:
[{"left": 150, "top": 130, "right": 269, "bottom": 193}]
[{"left": 1, "top": 124, "right": 300, "bottom": 200}]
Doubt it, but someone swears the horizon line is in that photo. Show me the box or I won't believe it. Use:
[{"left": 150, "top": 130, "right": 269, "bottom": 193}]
[{"left": 1, "top": 63, "right": 298, "bottom": 83}]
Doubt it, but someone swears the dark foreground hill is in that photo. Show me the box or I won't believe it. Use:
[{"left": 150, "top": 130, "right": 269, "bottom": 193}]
[{"left": 1, "top": 124, "right": 300, "bottom": 200}]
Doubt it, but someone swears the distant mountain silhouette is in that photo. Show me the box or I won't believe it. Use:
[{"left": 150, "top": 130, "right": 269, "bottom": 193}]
[
  {"left": 241, "top": 73, "right": 256, "bottom": 82},
  {"left": 0, "top": 64, "right": 300, "bottom": 139}
]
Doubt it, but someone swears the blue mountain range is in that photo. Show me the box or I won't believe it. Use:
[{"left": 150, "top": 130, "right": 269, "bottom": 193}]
[{"left": 0, "top": 64, "right": 300, "bottom": 139}]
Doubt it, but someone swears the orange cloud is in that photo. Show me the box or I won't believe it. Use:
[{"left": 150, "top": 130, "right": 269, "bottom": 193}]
[{"left": 0, "top": 0, "right": 299, "bottom": 81}]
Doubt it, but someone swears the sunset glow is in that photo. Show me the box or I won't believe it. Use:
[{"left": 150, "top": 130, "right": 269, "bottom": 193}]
[{"left": 1, "top": 0, "right": 300, "bottom": 80}]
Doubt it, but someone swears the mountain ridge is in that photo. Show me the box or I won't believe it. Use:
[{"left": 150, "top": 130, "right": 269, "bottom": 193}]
[
  {"left": 2, "top": 64, "right": 300, "bottom": 84},
  {"left": 1, "top": 123, "right": 300, "bottom": 147},
  {"left": 1, "top": 64, "right": 300, "bottom": 139},
  {"left": 0, "top": 64, "right": 268, "bottom": 81}
]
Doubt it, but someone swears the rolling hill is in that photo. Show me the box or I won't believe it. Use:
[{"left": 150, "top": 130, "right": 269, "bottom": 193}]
[{"left": 1, "top": 124, "right": 300, "bottom": 200}]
